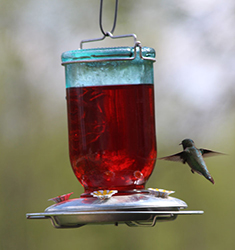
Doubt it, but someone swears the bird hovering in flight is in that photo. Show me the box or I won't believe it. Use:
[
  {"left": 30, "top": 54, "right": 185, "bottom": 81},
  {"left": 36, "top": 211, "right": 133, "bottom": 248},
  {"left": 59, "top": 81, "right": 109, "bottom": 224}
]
[{"left": 159, "top": 138, "right": 224, "bottom": 184}]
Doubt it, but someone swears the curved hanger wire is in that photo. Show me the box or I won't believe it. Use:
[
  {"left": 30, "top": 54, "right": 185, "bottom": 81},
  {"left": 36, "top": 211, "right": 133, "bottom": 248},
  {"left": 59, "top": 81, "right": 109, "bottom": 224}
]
[
  {"left": 78, "top": 0, "right": 155, "bottom": 63},
  {"left": 99, "top": 0, "right": 118, "bottom": 36}
]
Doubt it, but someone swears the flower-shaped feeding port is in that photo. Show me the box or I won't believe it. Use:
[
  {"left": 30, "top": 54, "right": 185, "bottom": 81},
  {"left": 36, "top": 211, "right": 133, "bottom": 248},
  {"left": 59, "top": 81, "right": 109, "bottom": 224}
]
[
  {"left": 91, "top": 190, "right": 118, "bottom": 200},
  {"left": 48, "top": 192, "right": 73, "bottom": 204},
  {"left": 148, "top": 188, "right": 175, "bottom": 198}
]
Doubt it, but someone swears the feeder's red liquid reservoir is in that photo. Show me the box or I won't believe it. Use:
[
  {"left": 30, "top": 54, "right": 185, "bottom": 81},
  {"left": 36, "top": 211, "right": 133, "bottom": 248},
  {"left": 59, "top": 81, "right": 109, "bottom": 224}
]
[
  {"left": 62, "top": 46, "right": 157, "bottom": 195},
  {"left": 66, "top": 84, "right": 156, "bottom": 193}
]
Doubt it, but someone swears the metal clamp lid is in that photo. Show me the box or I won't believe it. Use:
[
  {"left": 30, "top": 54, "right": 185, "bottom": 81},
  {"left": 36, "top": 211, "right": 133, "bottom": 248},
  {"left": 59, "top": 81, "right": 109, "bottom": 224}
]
[{"left": 62, "top": 36, "right": 156, "bottom": 65}]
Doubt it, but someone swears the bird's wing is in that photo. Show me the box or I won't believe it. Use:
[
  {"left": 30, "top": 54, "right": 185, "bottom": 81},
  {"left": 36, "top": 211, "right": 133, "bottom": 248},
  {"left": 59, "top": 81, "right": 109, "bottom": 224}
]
[
  {"left": 200, "top": 148, "right": 225, "bottom": 158},
  {"left": 159, "top": 152, "right": 185, "bottom": 163}
]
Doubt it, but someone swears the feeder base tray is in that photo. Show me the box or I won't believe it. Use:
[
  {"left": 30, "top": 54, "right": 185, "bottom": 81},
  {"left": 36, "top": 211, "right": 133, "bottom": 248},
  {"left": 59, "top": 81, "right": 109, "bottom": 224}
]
[
  {"left": 27, "top": 210, "right": 203, "bottom": 228},
  {"left": 26, "top": 193, "right": 203, "bottom": 228}
]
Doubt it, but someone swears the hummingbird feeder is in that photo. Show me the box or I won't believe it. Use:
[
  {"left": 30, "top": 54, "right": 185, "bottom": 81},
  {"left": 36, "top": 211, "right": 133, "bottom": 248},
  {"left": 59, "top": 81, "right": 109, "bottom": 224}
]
[{"left": 26, "top": 0, "right": 203, "bottom": 228}]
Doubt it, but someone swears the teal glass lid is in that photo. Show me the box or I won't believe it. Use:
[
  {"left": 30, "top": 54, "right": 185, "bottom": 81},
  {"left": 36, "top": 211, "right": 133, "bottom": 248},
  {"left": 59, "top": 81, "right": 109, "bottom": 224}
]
[{"left": 61, "top": 45, "right": 156, "bottom": 65}]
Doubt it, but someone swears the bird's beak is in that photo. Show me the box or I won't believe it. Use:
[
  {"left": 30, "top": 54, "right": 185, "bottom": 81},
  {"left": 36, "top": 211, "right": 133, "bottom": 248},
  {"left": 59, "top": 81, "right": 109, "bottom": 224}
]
[{"left": 179, "top": 142, "right": 182, "bottom": 145}]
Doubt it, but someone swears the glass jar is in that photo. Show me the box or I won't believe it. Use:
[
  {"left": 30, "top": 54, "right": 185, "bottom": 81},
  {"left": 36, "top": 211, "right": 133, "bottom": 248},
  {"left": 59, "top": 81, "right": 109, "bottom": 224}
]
[{"left": 62, "top": 46, "right": 157, "bottom": 196}]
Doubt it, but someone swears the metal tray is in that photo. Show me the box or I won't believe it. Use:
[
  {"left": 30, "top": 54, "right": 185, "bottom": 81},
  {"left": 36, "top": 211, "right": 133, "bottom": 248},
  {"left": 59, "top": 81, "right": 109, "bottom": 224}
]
[
  {"left": 26, "top": 193, "right": 203, "bottom": 228},
  {"left": 27, "top": 210, "right": 203, "bottom": 228}
]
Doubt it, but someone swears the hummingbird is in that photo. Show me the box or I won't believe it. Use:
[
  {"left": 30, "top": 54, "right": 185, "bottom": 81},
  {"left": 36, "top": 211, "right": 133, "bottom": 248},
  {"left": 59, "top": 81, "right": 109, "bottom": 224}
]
[{"left": 159, "top": 138, "right": 224, "bottom": 184}]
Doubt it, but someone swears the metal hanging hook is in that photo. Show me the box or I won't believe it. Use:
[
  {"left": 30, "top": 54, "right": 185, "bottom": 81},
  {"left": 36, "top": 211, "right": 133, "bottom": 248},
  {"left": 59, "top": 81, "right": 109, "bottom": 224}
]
[
  {"left": 99, "top": 0, "right": 118, "bottom": 36},
  {"left": 78, "top": 0, "right": 156, "bottom": 63}
]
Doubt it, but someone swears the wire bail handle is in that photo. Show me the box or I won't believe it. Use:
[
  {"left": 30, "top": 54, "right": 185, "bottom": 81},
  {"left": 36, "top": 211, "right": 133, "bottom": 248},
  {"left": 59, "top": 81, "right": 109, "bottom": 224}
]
[
  {"left": 80, "top": 0, "right": 138, "bottom": 50},
  {"left": 77, "top": 0, "right": 156, "bottom": 62}
]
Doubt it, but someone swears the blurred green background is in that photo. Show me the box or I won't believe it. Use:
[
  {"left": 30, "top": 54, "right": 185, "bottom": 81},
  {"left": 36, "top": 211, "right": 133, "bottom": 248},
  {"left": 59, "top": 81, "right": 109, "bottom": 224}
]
[{"left": 1, "top": 0, "right": 235, "bottom": 249}]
